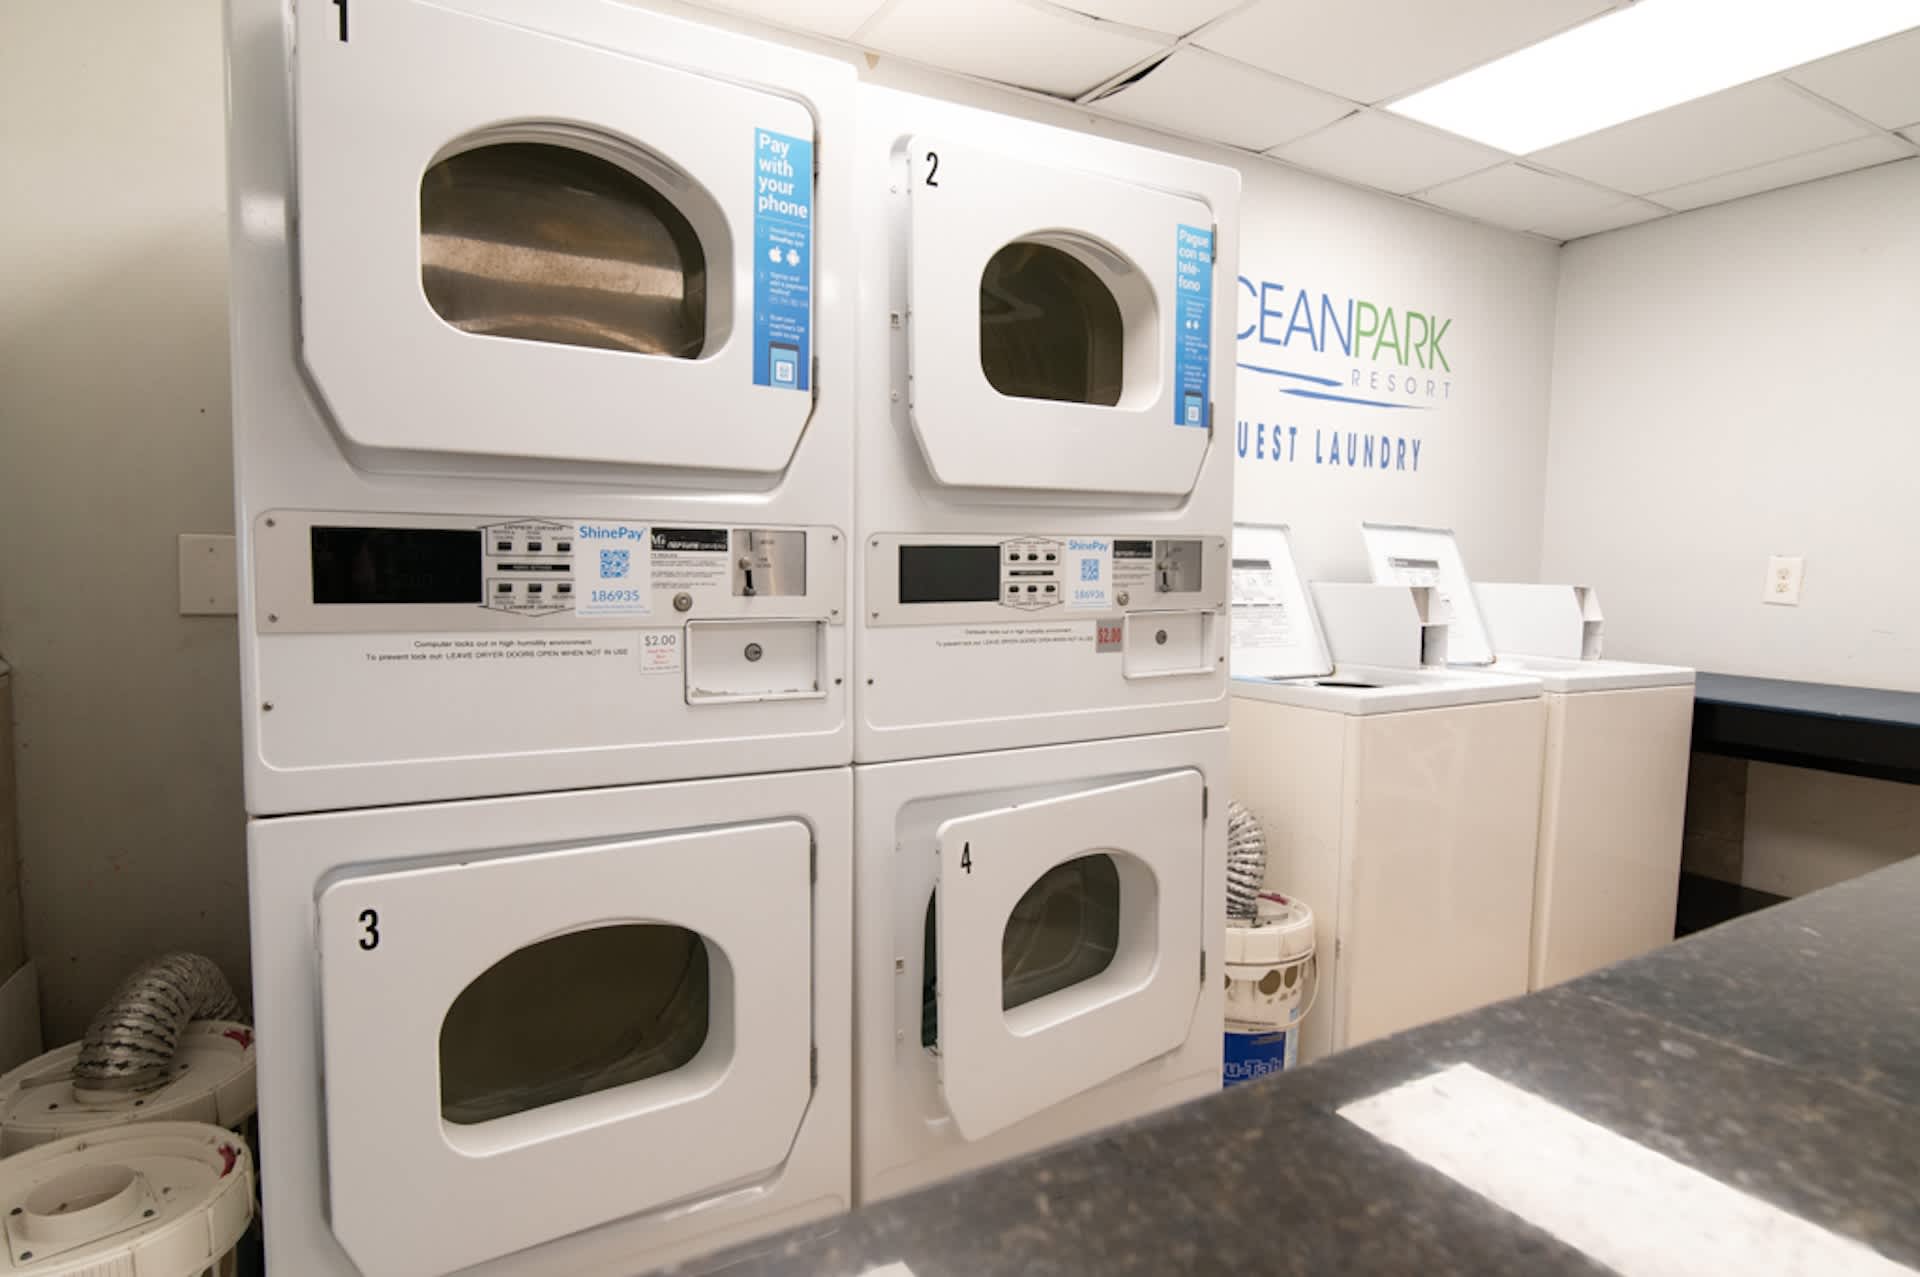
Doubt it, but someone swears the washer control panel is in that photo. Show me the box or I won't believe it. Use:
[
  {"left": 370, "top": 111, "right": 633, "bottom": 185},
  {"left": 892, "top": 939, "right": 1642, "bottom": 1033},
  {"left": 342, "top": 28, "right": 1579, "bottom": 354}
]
[
  {"left": 997, "top": 538, "right": 1064, "bottom": 610},
  {"left": 870, "top": 533, "right": 1227, "bottom": 626},
  {"left": 255, "top": 511, "right": 842, "bottom": 635}
]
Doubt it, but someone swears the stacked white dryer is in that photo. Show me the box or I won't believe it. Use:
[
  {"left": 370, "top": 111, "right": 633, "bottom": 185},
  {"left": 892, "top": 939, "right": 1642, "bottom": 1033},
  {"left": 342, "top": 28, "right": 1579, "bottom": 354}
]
[
  {"left": 227, "top": 3, "right": 855, "bottom": 1273},
  {"left": 850, "top": 87, "right": 1240, "bottom": 1203}
]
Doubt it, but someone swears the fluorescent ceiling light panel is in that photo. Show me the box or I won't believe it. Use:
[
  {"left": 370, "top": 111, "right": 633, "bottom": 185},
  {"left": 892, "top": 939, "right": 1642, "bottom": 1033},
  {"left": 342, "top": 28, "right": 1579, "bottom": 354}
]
[{"left": 1387, "top": 0, "right": 1920, "bottom": 154}]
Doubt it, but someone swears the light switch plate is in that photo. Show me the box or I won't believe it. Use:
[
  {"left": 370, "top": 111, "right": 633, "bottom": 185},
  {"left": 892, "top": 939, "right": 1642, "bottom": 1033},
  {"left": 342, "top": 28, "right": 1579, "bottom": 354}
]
[
  {"left": 179, "top": 533, "right": 238, "bottom": 615},
  {"left": 1764, "top": 555, "right": 1804, "bottom": 607}
]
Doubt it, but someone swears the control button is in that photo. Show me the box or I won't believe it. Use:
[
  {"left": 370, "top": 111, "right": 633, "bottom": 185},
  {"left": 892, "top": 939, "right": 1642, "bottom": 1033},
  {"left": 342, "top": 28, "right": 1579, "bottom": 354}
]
[
  {"left": 1007, "top": 550, "right": 1020, "bottom": 562},
  {"left": 557, "top": 583, "right": 573, "bottom": 596},
  {"left": 1045, "top": 552, "right": 1057, "bottom": 561},
  {"left": 527, "top": 541, "right": 544, "bottom": 553},
  {"left": 1007, "top": 585, "right": 1018, "bottom": 595},
  {"left": 528, "top": 583, "right": 543, "bottom": 595},
  {"left": 1026, "top": 553, "right": 1038, "bottom": 561},
  {"left": 495, "top": 582, "right": 512, "bottom": 594},
  {"left": 495, "top": 540, "right": 512, "bottom": 552},
  {"left": 1045, "top": 584, "right": 1057, "bottom": 593},
  {"left": 556, "top": 541, "right": 572, "bottom": 553},
  {"left": 1026, "top": 584, "right": 1038, "bottom": 593}
]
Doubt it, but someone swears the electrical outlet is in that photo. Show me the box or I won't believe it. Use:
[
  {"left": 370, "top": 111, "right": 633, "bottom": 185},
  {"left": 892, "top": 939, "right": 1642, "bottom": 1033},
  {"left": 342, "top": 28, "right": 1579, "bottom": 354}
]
[{"left": 1764, "top": 555, "right": 1804, "bottom": 607}]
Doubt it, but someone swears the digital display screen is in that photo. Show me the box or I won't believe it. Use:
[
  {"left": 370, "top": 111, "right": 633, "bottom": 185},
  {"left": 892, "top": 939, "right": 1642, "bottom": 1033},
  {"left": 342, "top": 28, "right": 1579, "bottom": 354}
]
[
  {"left": 311, "top": 527, "right": 483, "bottom": 605},
  {"left": 899, "top": 545, "right": 1002, "bottom": 604}
]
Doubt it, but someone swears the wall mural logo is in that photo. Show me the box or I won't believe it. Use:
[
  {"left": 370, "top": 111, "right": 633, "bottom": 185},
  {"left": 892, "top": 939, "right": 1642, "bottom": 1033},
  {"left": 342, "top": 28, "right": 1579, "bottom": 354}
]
[{"left": 1234, "top": 274, "right": 1457, "bottom": 475}]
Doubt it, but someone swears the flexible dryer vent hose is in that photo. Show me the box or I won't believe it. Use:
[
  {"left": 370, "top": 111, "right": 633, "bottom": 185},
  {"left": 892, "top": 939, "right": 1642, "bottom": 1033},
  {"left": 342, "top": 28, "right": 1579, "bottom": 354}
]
[
  {"left": 1225, "top": 800, "right": 1268, "bottom": 922},
  {"left": 73, "top": 953, "right": 244, "bottom": 1092}
]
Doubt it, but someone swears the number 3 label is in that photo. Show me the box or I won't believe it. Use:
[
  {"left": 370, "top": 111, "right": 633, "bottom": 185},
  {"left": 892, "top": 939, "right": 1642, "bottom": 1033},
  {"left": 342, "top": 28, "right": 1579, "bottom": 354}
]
[{"left": 358, "top": 908, "right": 379, "bottom": 951}]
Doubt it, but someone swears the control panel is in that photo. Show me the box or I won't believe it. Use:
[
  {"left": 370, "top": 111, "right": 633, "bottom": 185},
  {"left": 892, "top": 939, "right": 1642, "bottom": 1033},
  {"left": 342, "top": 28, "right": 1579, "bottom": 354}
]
[
  {"left": 256, "top": 511, "right": 842, "bottom": 635},
  {"left": 868, "top": 533, "right": 1228, "bottom": 627}
]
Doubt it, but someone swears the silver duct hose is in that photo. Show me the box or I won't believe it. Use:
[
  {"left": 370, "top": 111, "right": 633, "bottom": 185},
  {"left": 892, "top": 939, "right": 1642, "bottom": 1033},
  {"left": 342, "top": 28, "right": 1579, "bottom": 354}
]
[
  {"left": 73, "top": 954, "right": 244, "bottom": 1092},
  {"left": 1225, "top": 800, "right": 1268, "bottom": 921}
]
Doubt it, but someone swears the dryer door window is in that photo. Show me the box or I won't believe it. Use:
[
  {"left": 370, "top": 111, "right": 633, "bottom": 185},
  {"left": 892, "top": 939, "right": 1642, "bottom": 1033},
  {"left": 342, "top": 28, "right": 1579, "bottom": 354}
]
[
  {"left": 438, "top": 922, "right": 712, "bottom": 1126},
  {"left": 906, "top": 136, "right": 1215, "bottom": 497},
  {"left": 1001, "top": 853, "right": 1122, "bottom": 1008},
  {"left": 295, "top": 0, "right": 815, "bottom": 477},
  {"left": 919, "top": 853, "right": 1122, "bottom": 1051},
  {"left": 932, "top": 771, "right": 1204, "bottom": 1141},
  {"left": 421, "top": 143, "right": 709, "bottom": 359},
  {"left": 979, "top": 243, "right": 1123, "bottom": 406},
  {"left": 314, "top": 820, "right": 813, "bottom": 1277}
]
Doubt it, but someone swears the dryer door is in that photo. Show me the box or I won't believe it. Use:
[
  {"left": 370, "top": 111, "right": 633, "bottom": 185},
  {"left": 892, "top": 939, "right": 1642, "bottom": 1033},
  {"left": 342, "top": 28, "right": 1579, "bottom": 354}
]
[
  {"left": 904, "top": 137, "right": 1216, "bottom": 497},
  {"left": 295, "top": 0, "right": 817, "bottom": 475},
  {"left": 315, "top": 819, "right": 812, "bottom": 1276},
  {"left": 933, "top": 771, "right": 1204, "bottom": 1140}
]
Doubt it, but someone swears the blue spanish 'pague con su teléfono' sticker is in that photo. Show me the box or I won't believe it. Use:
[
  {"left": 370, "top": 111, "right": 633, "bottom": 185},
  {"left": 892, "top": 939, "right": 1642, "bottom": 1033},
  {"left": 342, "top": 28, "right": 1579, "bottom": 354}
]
[{"left": 1174, "top": 223, "right": 1213, "bottom": 427}]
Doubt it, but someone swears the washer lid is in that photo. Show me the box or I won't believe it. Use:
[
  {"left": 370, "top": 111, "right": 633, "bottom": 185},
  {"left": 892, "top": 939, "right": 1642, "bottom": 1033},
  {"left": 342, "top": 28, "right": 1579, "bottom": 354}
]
[
  {"left": 0, "top": 1121, "right": 253, "bottom": 1276},
  {"left": 1358, "top": 523, "right": 1495, "bottom": 666},
  {"left": 1230, "top": 524, "right": 1332, "bottom": 681},
  {"left": 1233, "top": 664, "right": 1543, "bottom": 714},
  {"left": 0, "top": 1022, "right": 257, "bottom": 1155},
  {"left": 1491, "top": 654, "right": 1696, "bottom": 692}
]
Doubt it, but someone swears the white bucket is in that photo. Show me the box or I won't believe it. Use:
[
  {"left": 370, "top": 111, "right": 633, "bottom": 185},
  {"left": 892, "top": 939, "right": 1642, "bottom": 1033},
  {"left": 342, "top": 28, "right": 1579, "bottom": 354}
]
[{"left": 1223, "top": 894, "right": 1316, "bottom": 1086}]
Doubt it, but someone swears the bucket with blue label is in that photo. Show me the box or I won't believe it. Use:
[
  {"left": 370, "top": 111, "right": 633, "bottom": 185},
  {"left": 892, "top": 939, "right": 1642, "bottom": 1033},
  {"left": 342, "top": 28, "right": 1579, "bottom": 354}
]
[{"left": 1223, "top": 895, "right": 1316, "bottom": 1087}]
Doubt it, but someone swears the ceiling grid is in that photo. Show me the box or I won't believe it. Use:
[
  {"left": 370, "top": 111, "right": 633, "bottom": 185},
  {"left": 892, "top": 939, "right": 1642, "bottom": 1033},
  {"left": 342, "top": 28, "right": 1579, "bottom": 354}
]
[{"left": 683, "top": 0, "right": 1920, "bottom": 241}]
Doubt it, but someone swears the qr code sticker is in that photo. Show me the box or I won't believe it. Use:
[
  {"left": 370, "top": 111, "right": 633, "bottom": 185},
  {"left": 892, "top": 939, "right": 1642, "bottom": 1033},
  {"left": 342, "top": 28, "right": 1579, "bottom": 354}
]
[
  {"left": 600, "top": 549, "right": 631, "bottom": 579},
  {"left": 1080, "top": 558, "right": 1102, "bottom": 582}
]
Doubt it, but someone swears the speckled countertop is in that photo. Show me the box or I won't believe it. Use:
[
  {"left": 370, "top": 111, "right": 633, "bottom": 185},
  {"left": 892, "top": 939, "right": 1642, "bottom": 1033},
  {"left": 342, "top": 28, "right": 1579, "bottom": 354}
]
[{"left": 662, "top": 857, "right": 1920, "bottom": 1276}]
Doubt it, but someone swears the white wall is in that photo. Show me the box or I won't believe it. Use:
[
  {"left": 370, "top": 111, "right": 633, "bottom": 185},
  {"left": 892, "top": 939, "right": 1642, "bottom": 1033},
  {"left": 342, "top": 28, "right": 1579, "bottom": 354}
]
[
  {"left": 1544, "top": 157, "right": 1920, "bottom": 895},
  {"left": 0, "top": 0, "right": 1560, "bottom": 1035},
  {"left": 1231, "top": 163, "right": 1560, "bottom": 585},
  {"left": 0, "top": 0, "right": 248, "bottom": 1040},
  {"left": 1542, "top": 158, "right": 1920, "bottom": 687}
]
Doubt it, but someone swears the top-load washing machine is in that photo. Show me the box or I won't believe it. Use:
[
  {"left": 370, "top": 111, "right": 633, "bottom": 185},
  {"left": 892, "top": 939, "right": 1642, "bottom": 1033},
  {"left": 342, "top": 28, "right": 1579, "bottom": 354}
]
[
  {"left": 1229, "top": 525, "right": 1547, "bottom": 1064},
  {"left": 227, "top": 4, "right": 857, "bottom": 1273},
  {"left": 229, "top": 0, "right": 855, "bottom": 817},
  {"left": 852, "top": 84, "right": 1239, "bottom": 762},
  {"left": 1359, "top": 526, "right": 1695, "bottom": 988}
]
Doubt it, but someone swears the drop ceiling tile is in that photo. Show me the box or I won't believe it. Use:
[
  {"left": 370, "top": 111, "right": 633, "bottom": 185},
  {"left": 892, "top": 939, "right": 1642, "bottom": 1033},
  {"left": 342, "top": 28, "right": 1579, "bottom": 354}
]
[
  {"left": 1416, "top": 162, "right": 1631, "bottom": 235},
  {"left": 1194, "top": 0, "right": 1611, "bottom": 105},
  {"left": 862, "top": 0, "right": 1169, "bottom": 98},
  {"left": 1786, "top": 26, "right": 1920, "bottom": 130},
  {"left": 1647, "top": 135, "right": 1914, "bottom": 212},
  {"left": 1529, "top": 196, "right": 1667, "bottom": 242},
  {"left": 1529, "top": 80, "right": 1869, "bottom": 196},
  {"left": 1051, "top": 0, "right": 1244, "bottom": 38},
  {"left": 687, "top": 0, "right": 884, "bottom": 40},
  {"left": 1904, "top": 127, "right": 1920, "bottom": 145},
  {"left": 1093, "top": 48, "right": 1353, "bottom": 152},
  {"left": 1268, "top": 110, "right": 1508, "bottom": 195}
]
